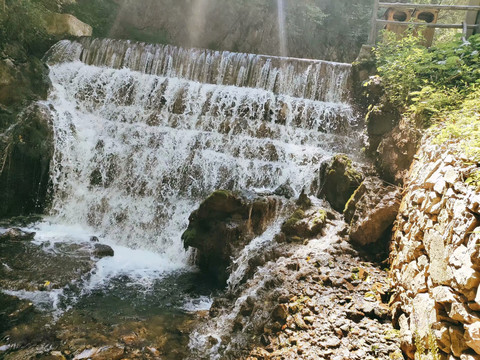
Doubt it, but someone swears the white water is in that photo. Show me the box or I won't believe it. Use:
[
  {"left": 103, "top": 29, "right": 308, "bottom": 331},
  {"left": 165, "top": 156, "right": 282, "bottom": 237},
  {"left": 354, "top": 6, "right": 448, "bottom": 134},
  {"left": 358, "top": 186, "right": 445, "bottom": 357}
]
[
  {"left": 47, "top": 38, "right": 352, "bottom": 103},
  {"left": 39, "top": 40, "right": 362, "bottom": 285}
]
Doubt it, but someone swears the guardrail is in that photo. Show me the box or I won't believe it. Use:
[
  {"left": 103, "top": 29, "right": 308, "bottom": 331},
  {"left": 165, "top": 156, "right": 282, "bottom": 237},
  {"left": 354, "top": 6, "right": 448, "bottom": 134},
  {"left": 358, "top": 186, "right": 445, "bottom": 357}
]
[{"left": 368, "top": 1, "right": 480, "bottom": 45}]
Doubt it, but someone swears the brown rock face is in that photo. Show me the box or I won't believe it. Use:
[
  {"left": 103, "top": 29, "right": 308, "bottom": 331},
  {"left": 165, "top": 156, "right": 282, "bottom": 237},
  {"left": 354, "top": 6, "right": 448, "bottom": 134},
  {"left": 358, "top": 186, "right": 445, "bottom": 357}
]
[
  {"left": 318, "top": 154, "right": 363, "bottom": 213},
  {"left": 376, "top": 117, "right": 422, "bottom": 185},
  {"left": 344, "top": 176, "right": 401, "bottom": 246},
  {"left": 45, "top": 13, "right": 93, "bottom": 37},
  {"left": 182, "top": 190, "right": 280, "bottom": 286},
  {"left": 390, "top": 139, "right": 480, "bottom": 359}
]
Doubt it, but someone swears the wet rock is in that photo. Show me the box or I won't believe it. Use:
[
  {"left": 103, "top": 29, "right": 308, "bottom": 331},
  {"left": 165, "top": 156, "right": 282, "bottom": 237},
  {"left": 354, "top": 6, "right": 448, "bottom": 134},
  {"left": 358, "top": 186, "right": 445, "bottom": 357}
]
[
  {"left": 0, "top": 228, "right": 35, "bottom": 241},
  {"left": 295, "top": 190, "right": 312, "bottom": 210},
  {"left": 344, "top": 176, "right": 401, "bottom": 246},
  {"left": 93, "top": 243, "right": 114, "bottom": 258},
  {"left": 182, "top": 190, "right": 280, "bottom": 285},
  {"left": 274, "top": 183, "right": 295, "bottom": 199},
  {"left": 0, "top": 104, "right": 54, "bottom": 217},
  {"left": 318, "top": 154, "right": 363, "bottom": 212},
  {"left": 281, "top": 207, "right": 327, "bottom": 242}
]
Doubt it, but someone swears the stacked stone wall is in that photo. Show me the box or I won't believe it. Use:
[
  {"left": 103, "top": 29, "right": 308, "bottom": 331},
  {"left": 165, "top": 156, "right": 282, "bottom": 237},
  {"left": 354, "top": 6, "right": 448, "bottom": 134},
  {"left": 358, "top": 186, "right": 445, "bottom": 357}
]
[{"left": 390, "top": 136, "right": 480, "bottom": 359}]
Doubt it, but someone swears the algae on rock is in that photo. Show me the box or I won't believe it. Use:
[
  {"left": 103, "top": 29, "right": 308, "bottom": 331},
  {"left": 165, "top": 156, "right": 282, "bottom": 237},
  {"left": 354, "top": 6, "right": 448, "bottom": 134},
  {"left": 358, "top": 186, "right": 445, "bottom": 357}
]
[{"left": 318, "top": 154, "right": 363, "bottom": 213}]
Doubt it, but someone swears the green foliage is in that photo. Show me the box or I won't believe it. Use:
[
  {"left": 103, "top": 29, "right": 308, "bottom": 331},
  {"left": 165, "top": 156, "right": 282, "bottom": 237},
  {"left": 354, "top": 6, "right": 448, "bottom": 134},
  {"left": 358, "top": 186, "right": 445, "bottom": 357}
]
[
  {"left": 375, "top": 31, "right": 480, "bottom": 190},
  {"left": 375, "top": 31, "right": 480, "bottom": 108},
  {"left": 414, "top": 330, "right": 440, "bottom": 360},
  {"left": 64, "top": 0, "right": 119, "bottom": 38},
  {"left": 0, "top": 0, "right": 53, "bottom": 55}
]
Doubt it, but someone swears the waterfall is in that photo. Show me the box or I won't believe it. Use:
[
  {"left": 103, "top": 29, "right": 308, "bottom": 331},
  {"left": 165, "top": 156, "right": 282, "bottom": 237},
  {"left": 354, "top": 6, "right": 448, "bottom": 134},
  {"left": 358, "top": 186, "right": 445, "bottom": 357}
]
[
  {"left": 44, "top": 39, "right": 362, "bottom": 261},
  {"left": 46, "top": 38, "right": 352, "bottom": 103}
]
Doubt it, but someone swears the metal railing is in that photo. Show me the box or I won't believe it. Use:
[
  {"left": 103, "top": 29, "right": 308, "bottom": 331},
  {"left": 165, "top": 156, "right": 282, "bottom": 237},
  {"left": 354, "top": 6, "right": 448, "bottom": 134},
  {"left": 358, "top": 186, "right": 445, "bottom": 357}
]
[{"left": 368, "top": 1, "right": 480, "bottom": 44}]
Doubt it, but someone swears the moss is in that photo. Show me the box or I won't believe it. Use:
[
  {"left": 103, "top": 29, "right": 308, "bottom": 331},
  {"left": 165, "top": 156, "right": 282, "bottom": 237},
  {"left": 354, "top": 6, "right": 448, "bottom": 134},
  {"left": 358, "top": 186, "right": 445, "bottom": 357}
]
[
  {"left": 282, "top": 218, "right": 301, "bottom": 235},
  {"left": 292, "top": 209, "right": 305, "bottom": 220},
  {"left": 181, "top": 228, "right": 197, "bottom": 247},
  {"left": 281, "top": 208, "right": 306, "bottom": 236},
  {"left": 312, "top": 210, "right": 327, "bottom": 225},
  {"left": 310, "top": 209, "right": 327, "bottom": 235},
  {"left": 289, "top": 236, "right": 303, "bottom": 243}
]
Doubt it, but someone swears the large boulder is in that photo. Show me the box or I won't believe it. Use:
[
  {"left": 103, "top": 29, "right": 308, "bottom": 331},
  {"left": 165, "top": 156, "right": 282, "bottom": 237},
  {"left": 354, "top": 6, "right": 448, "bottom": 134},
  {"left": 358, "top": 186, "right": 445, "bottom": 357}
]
[
  {"left": 0, "top": 103, "right": 54, "bottom": 217},
  {"left": 344, "top": 177, "right": 401, "bottom": 246},
  {"left": 365, "top": 102, "right": 400, "bottom": 154},
  {"left": 318, "top": 154, "right": 363, "bottom": 212},
  {"left": 0, "top": 49, "right": 50, "bottom": 130},
  {"left": 45, "top": 13, "right": 93, "bottom": 37},
  {"left": 376, "top": 117, "right": 422, "bottom": 185},
  {"left": 182, "top": 190, "right": 280, "bottom": 285}
]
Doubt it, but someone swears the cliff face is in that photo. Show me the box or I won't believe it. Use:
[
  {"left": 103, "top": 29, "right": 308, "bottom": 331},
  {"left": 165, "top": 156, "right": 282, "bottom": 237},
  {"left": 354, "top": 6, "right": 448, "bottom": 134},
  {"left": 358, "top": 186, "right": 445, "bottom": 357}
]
[
  {"left": 390, "top": 135, "right": 480, "bottom": 359},
  {"left": 89, "top": 0, "right": 371, "bottom": 62}
]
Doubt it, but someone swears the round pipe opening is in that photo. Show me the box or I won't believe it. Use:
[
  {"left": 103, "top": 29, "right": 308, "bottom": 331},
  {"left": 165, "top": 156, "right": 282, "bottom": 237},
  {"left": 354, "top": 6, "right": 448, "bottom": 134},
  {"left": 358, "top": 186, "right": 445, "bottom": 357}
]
[
  {"left": 393, "top": 11, "right": 408, "bottom": 22},
  {"left": 417, "top": 11, "right": 435, "bottom": 23}
]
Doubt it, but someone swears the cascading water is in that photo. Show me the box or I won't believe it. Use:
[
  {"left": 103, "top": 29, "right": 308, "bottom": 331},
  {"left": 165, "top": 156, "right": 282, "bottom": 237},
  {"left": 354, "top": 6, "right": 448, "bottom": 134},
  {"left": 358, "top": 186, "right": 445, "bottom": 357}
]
[
  {"left": 0, "top": 38, "right": 363, "bottom": 359},
  {"left": 45, "top": 38, "right": 361, "bottom": 257}
]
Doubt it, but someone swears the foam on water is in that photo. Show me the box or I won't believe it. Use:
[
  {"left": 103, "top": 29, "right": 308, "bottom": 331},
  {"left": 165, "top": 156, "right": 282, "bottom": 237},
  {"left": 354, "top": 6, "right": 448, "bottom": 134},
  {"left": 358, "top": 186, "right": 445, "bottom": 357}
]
[
  {"left": 47, "top": 38, "right": 353, "bottom": 103},
  {"left": 44, "top": 58, "right": 360, "bottom": 260},
  {"left": 2, "top": 288, "right": 65, "bottom": 312},
  {"left": 10, "top": 40, "right": 362, "bottom": 317}
]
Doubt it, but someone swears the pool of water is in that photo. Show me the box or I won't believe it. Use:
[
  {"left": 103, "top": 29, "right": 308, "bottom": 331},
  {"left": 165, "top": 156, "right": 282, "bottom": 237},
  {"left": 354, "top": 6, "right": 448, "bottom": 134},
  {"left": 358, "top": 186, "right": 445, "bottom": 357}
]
[{"left": 0, "top": 220, "right": 216, "bottom": 359}]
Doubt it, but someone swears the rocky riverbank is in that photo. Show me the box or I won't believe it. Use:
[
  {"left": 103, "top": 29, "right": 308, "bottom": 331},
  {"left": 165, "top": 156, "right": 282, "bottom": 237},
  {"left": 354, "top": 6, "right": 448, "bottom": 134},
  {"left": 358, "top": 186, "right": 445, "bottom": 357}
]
[{"left": 185, "top": 198, "right": 402, "bottom": 360}]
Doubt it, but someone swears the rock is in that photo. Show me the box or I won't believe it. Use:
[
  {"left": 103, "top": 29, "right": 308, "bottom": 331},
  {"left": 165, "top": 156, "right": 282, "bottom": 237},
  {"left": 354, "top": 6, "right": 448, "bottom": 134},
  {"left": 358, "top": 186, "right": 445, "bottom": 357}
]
[
  {"left": 431, "top": 286, "right": 456, "bottom": 304},
  {"left": 293, "top": 313, "right": 309, "bottom": 330},
  {"left": 0, "top": 228, "right": 35, "bottom": 241},
  {"left": 376, "top": 117, "right": 421, "bottom": 185},
  {"left": 90, "top": 236, "right": 99, "bottom": 242},
  {"left": 451, "top": 325, "right": 469, "bottom": 357},
  {"left": 431, "top": 322, "right": 451, "bottom": 354},
  {"left": 0, "top": 104, "right": 54, "bottom": 217},
  {"left": 295, "top": 190, "right": 312, "bottom": 210},
  {"left": 318, "top": 154, "right": 363, "bottom": 212},
  {"left": 424, "top": 229, "right": 453, "bottom": 285},
  {"left": 182, "top": 190, "right": 280, "bottom": 285},
  {"left": 93, "top": 244, "right": 114, "bottom": 258},
  {"left": 366, "top": 102, "right": 399, "bottom": 137},
  {"left": 280, "top": 207, "right": 327, "bottom": 242},
  {"left": 410, "top": 293, "right": 436, "bottom": 340},
  {"left": 461, "top": 354, "right": 480, "bottom": 360},
  {"left": 365, "top": 102, "right": 401, "bottom": 155},
  {"left": 344, "top": 177, "right": 401, "bottom": 246},
  {"left": 271, "top": 304, "right": 288, "bottom": 322},
  {"left": 274, "top": 183, "right": 295, "bottom": 199},
  {"left": 45, "top": 13, "right": 93, "bottom": 37},
  {"left": 466, "top": 322, "right": 480, "bottom": 355}
]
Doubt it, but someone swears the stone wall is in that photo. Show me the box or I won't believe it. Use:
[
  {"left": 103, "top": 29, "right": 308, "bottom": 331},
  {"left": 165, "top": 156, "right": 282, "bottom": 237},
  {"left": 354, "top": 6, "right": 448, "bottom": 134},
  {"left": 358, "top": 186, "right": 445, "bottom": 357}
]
[{"left": 390, "top": 135, "right": 480, "bottom": 359}]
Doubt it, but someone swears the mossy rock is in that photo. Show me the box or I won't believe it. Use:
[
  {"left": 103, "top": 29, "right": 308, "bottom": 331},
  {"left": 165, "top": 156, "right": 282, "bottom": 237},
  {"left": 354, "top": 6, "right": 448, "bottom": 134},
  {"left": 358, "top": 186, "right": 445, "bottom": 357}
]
[
  {"left": 182, "top": 190, "right": 280, "bottom": 286},
  {"left": 310, "top": 209, "right": 327, "bottom": 235},
  {"left": 365, "top": 103, "right": 399, "bottom": 137},
  {"left": 197, "top": 190, "right": 245, "bottom": 219},
  {"left": 0, "top": 104, "right": 54, "bottom": 218},
  {"left": 281, "top": 208, "right": 327, "bottom": 241},
  {"left": 318, "top": 154, "right": 363, "bottom": 212}
]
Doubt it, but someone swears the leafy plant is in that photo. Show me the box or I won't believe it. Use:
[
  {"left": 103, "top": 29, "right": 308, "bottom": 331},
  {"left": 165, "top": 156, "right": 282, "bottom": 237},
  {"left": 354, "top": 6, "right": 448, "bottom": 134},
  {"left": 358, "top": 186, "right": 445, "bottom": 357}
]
[
  {"left": 0, "top": 0, "right": 51, "bottom": 55},
  {"left": 414, "top": 330, "right": 440, "bottom": 360},
  {"left": 375, "top": 31, "right": 480, "bottom": 188}
]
